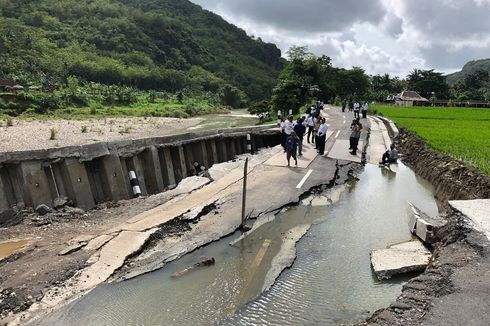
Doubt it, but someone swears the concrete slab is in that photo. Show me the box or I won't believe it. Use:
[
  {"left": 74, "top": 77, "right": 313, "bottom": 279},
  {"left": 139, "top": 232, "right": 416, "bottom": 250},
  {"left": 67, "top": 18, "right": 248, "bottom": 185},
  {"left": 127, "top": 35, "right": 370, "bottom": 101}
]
[
  {"left": 327, "top": 139, "right": 364, "bottom": 163},
  {"left": 84, "top": 234, "right": 114, "bottom": 251},
  {"left": 366, "top": 117, "right": 388, "bottom": 165},
  {"left": 371, "top": 240, "right": 431, "bottom": 280},
  {"left": 449, "top": 199, "right": 490, "bottom": 240}
]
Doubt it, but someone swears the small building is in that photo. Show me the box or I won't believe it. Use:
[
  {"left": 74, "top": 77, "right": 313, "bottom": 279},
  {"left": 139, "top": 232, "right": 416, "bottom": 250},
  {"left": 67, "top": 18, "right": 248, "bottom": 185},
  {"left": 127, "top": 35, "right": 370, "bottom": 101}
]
[{"left": 395, "top": 91, "right": 429, "bottom": 107}]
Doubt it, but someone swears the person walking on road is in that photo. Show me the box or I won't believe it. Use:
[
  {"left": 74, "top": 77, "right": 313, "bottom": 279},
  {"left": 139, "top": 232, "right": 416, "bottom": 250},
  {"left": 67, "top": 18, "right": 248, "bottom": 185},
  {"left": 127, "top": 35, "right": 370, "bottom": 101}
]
[
  {"left": 294, "top": 117, "right": 306, "bottom": 156},
  {"left": 306, "top": 114, "right": 317, "bottom": 144},
  {"left": 317, "top": 118, "right": 328, "bottom": 155},
  {"left": 341, "top": 99, "right": 347, "bottom": 112},
  {"left": 348, "top": 99, "right": 354, "bottom": 112},
  {"left": 286, "top": 131, "right": 300, "bottom": 167},
  {"left": 282, "top": 115, "right": 295, "bottom": 151}
]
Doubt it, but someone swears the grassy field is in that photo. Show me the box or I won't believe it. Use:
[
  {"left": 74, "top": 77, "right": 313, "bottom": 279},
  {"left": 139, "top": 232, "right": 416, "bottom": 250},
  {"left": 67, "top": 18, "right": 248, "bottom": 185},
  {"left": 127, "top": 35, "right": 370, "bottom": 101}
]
[{"left": 372, "top": 105, "right": 490, "bottom": 175}]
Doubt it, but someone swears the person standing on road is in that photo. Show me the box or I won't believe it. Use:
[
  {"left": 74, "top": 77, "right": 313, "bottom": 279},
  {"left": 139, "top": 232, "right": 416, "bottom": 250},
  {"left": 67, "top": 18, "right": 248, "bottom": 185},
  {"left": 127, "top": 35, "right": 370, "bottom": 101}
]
[
  {"left": 286, "top": 131, "right": 300, "bottom": 166},
  {"left": 279, "top": 117, "right": 287, "bottom": 150},
  {"left": 362, "top": 102, "right": 368, "bottom": 119},
  {"left": 353, "top": 101, "right": 360, "bottom": 119},
  {"left": 314, "top": 115, "right": 321, "bottom": 149},
  {"left": 349, "top": 99, "right": 354, "bottom": 112},
  {"left": 341, "top": 99, "right": 347, "bottom": 112},
  {"left": 294, "top": 117, "right": 306, "bottom": 156},
  {"left": 349, "top": 119, "right": 362, "bottom": 155},
  {"left": 306, "top": 114, "right": 316, "bottom": 144},
  {"left": 317, "top": 118, "right": 328, "bottom": 155}
]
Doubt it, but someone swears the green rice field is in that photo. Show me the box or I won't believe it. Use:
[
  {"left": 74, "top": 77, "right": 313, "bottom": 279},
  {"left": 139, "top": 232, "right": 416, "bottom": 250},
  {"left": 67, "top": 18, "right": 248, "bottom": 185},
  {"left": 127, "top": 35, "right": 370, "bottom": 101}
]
[{"left": 372, "top": 105, "right": 490, "bottom": 175}]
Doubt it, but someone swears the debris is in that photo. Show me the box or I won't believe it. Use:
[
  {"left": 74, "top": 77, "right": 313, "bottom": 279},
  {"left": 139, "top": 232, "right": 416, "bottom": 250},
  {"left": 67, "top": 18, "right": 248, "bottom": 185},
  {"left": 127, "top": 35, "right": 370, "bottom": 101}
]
[
  {"left": 58, "top": 241, "right": 88, "bottom": 256},
  {"left": 407, "top": 202, "right": 448, "bottom": 244},
  {"left": 171, "top": 257, "right": 215, "bottom": 278},
  {"left": 35, "top": 204, "right": 52, "bottom": 216},
  {"left": 53, "top": 197, "right": 70, "bottom": 209},
  {"left": 371, "top": 240, "right": 431, "bottom": 280}
]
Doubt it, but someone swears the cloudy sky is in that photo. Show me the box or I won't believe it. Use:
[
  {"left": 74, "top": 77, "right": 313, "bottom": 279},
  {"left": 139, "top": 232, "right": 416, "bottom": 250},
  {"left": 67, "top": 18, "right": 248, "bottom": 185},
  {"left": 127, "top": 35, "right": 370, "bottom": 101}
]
[{"left": 190, "top": 0, "right": 490, "bottom": 77}]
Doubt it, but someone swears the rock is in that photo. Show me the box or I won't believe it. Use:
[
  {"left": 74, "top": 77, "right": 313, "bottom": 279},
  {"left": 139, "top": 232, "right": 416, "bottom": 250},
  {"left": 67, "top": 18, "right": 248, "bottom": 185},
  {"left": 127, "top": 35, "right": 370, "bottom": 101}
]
[
  {"left": 371, "top": 240, "right": 432, "bottom": 280},
  {"left": 58, "top": 241, "right": 88, "bottom": 256},
  {"left": 53, "top": 197, "right": 69, "bottom": 209},
  {"left": 64, "top": 207, "right": 85, "bottom": 215},
  {"left": 35, "top": 204, "right": 52, "bottom": 216}
]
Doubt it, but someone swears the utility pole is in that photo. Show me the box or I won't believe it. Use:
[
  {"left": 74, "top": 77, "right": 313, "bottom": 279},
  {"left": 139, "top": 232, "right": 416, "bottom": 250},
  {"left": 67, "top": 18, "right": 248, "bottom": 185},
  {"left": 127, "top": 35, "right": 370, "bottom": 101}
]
[{"left": 240, "top": 158, "right": 249, "bottom": 230}]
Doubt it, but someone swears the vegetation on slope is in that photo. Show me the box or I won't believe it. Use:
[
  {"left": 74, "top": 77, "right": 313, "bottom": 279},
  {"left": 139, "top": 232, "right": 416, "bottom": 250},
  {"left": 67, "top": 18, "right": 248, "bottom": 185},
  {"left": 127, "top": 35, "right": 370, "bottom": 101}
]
[
  {"left": 373, "top": 105, "right": 490, "bottom": 175},
  {"left": 0, "top": 0, "right": 282, "bottom": 103}
]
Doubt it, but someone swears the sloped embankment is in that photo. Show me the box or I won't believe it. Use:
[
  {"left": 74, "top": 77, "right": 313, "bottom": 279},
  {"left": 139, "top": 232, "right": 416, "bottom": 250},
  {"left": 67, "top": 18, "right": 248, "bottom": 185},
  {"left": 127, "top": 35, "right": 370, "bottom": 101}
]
[{"left": 396, "top": 128, "right": 490, "bottom": 205}]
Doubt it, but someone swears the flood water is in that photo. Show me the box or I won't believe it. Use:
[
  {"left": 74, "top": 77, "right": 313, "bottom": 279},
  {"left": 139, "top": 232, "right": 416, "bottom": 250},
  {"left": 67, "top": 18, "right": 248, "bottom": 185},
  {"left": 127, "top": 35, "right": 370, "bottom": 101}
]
[
  {"left": 0, "top": 239, "right": 28, "bottom": 261},
  {"left": 39, "top": 163, "right": 438, "bottom": 326}
]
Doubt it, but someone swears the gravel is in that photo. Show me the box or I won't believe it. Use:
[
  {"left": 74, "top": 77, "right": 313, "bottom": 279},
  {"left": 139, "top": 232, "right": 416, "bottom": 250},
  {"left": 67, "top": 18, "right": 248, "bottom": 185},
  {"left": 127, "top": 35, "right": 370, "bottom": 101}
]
[{"left": 0, "top": 117, "right": 202, "bottom": 152}]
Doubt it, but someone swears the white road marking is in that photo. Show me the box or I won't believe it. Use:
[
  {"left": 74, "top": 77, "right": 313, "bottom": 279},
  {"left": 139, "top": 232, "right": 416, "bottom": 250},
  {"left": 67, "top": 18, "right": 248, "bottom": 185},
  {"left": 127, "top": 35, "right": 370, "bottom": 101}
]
[
  {"left": 296, "top": 169, "right": 313, "bottom": 189},
  {"left": 335, "top": 130, "right": 340, "bottom": 138},
  {"left": 343, "top": 120, "right": 346, "bottom": 124}
]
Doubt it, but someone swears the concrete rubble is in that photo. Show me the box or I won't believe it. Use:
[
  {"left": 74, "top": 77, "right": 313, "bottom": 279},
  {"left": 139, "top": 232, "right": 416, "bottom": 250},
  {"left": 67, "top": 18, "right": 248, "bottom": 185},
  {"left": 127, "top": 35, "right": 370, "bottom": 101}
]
[
  {"left": 371, "top": 240, "right": 432, "bottom": 280},
  {"left": 407, "top": 202, "right": 447, "bottom": 244}
]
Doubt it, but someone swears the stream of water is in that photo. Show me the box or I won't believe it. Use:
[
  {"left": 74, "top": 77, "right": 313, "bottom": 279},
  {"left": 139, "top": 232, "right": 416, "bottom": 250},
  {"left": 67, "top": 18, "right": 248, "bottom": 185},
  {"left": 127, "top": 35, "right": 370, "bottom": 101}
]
[{"left": 39, "top": 163, "right": 438, "bottom": 326}]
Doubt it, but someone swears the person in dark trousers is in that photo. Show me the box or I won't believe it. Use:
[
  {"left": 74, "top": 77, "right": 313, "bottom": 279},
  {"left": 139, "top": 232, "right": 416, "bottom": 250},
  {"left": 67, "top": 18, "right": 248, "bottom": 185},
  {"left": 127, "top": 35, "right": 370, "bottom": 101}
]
[
  {"left": 349, "top": 119, "right": 362, "bottom": 155},
  {"left": 381, "top": 144, "right": 399, "bottom": 164},
  {"left": 348, "top": 99, "right": 354, "bottom": 112},
  {"left": 279, "top": 117, "right": 286, "bottom": 150},
  {"left": 362, "top": 102, "right": 368, "bottom": 118},
  {"left": 341, "top": 99, "right": 347, "bottom": 112},
  {"left": 317, "top": 118, "right": 328, "bottom": 155},
  {"left": 314, "top": 116, "right": 321, "bottom": 149},
  {"left": 293, "top": 117, "right": 306, "bottom": 156},
  {"left": 286, "top": 131, "right": 300, "bottom": 166},
  {"left": 306, "top": 114, "right": 316, "bottom": 144}
]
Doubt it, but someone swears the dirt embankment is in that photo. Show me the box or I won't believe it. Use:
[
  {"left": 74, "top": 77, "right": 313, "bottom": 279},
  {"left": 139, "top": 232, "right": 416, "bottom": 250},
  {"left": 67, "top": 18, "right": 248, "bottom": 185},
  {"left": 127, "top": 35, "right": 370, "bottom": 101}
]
[{"left": 396, "top": 128, "right": 490, "bottom": 206}]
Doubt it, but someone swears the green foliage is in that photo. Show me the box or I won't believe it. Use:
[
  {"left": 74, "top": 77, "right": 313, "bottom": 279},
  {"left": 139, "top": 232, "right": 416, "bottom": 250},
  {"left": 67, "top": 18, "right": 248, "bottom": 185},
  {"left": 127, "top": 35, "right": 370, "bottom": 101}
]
[
  {"left": 271, "top": 46, "right": 371, "bottom": 113},
  {"left": 373, "top": 105, "right": 490, "bottom": 175},
  {"left": 407, "top": 69, "right": 449, "bottom": 99},
  {"left": 0, "top": 0, "right": 282, "bottom": 101},
  {"left": 446, "top": 58, "right": 490, "bottom": 85}
]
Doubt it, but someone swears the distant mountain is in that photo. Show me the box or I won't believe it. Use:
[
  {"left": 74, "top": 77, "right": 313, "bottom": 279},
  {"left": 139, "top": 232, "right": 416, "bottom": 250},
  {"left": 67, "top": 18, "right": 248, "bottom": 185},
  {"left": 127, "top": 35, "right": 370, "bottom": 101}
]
[
  {"left": 0, "top": 0, "right": 283, "bottom": 100},
  {"left": 446, "top": 58, "right": 490, "bottom": 84}
]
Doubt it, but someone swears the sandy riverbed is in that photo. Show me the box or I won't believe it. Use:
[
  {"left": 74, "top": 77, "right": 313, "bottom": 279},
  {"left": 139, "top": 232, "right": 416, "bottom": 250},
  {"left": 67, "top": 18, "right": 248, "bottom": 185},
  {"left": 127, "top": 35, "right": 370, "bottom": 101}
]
[{"left": 0, "top": 117, "right": 203, "bottom": 153}]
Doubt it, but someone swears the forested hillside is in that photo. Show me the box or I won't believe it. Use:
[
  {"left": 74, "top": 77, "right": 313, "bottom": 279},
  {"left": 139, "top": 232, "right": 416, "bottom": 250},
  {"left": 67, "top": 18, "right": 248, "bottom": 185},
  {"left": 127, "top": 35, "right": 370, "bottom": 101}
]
[
  {"left": 446, "top": 59, "right": 490, "bottom": 84},
  {"left": 0, "top": 0, "right": 283, "bottom": 100}
]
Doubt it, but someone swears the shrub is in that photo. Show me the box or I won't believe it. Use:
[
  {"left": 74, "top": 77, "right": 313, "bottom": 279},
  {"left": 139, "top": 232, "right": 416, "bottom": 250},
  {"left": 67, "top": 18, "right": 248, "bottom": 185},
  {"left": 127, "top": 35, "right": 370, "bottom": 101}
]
[
  {"left": 6, "top": 117, "right": 13, "bottom": 127},
  {"left": 49, "top": 128, "right": 57, "bottom": 140},
  {"left": 81, "top": 125, "right": 88, "bottom": 133}
]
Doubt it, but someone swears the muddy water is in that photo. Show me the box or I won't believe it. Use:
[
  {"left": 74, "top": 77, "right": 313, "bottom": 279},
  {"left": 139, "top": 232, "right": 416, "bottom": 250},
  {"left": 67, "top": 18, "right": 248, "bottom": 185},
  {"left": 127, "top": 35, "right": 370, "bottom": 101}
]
[
  {"left": 188, "top": 109, "right": 270, "bottom": 131},
  {"left": 0, "top": 239, "right": 28, "bottom": 261},
  {"left": 39, "top": 163, "right": 438, "bottom": 326}
]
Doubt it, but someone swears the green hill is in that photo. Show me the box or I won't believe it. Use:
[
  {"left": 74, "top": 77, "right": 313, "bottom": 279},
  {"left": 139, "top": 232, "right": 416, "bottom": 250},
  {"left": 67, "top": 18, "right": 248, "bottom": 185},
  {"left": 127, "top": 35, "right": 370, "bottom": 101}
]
[
  {"left": 0, "top": 0, "right": 283, "bottom": 101},
  {"left": 446, "top": 58, "right": 490, "bottom": 85}
]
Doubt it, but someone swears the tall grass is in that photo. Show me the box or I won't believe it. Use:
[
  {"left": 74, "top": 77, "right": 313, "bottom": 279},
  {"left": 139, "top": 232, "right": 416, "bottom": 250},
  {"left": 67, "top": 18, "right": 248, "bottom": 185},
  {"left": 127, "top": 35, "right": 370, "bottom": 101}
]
[{"left": 373, "top": 105, "right": 490, "bottom": 175}]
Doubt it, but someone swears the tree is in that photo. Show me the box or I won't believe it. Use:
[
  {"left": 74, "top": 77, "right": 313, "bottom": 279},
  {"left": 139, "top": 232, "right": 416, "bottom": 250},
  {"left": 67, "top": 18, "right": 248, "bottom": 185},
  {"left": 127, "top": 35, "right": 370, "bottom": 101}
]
[{"left": 407, "top": 69, "right": 449, "bottom": 99}]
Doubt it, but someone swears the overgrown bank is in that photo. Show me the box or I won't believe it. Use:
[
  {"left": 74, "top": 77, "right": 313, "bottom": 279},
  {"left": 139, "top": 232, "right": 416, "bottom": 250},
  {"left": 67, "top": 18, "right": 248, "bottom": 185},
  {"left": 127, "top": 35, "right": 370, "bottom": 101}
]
[{"left": 395, "top": 128, "right": 490, "bottom": 206}]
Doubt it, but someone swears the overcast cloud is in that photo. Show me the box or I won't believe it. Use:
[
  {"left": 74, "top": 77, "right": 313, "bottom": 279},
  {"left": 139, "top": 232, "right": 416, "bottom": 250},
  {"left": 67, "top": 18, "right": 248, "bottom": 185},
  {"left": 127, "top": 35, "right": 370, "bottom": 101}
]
[{"left": 190, "top": 0, "right": 490, "bottom": 77}]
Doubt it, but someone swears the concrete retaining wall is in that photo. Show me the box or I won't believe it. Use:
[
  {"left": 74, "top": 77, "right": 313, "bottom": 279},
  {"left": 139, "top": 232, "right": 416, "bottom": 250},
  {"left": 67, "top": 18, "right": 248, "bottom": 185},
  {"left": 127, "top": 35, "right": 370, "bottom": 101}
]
[{"left": 0, "top": 127, "right": 280, "bottom": 223}]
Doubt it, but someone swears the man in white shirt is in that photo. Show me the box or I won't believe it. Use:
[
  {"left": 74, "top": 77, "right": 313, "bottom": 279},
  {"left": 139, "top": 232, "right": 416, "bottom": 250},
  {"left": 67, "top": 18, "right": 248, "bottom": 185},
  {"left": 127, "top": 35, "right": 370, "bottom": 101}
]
[
  {"left": 283, "top": 115, "right": 295, "bottom": 136},
  {"left": 306, "top": 114, "right": 317, "bottom": 144},
  {"left": 317, "top": 118, "right": 328, "bottom": 155}
]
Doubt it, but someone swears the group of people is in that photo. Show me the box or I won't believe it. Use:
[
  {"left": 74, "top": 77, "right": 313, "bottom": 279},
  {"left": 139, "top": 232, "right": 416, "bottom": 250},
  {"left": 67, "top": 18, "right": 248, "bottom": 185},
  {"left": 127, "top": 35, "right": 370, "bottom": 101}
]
[
  {"left": 280, "top": 100, "right": 398, "bottom": 166},
  {"left": 280, "top": 110, "right": 328, "bottom": 166},
  {"left": 341, "top": 99, "right": 369, "bottom": 119}
]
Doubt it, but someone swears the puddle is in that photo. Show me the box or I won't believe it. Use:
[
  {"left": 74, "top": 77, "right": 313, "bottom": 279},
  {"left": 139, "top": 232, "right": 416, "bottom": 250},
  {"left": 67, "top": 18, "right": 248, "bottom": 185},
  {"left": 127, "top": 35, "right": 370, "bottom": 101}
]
[
  {"left": 0, "top": 239, "right": 29, "bottom": 261},
  {"left": 37, "top": 163, "right": 438, "bottom": 326}
]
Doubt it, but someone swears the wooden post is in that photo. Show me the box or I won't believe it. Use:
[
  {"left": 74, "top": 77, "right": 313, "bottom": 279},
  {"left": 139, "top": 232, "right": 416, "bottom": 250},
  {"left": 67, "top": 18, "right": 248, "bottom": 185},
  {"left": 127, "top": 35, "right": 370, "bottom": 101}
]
[{"left": 240, "top": 158, "right": 248, "bottom": 230}]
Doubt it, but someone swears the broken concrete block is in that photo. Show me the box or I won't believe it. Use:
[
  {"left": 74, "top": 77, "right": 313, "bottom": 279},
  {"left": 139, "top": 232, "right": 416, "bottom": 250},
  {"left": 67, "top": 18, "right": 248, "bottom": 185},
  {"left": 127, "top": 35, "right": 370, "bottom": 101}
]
[
  {"left": 371, "top": 240, "right": 431, "bottom": 280},
  {"left": 415, "top": 216, "right": 447, "bottom": 244},
  {"left": 407, "top": 202, "right": 447, "bottom": 244},
  {"left": 35, "top": 204, "right": 53, "bottom": 216},
  {"left": 407, "top": 202, "right": 420, "bottom": 233},
  {"left": 58, "top": 241, "right": 88, "bottom": 256}
]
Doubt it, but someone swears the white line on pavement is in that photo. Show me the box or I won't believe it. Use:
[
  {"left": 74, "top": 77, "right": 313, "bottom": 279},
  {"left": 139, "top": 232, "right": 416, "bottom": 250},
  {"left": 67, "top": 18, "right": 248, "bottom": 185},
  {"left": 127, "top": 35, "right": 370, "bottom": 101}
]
[
  {"left": 335, "top": 130, "right": 340, "bottom": 138},
  {"left": 296, "top": 169, "right": 313, "bottom": 189}
]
